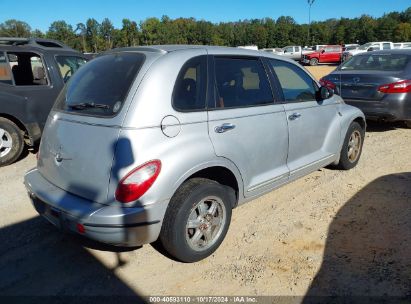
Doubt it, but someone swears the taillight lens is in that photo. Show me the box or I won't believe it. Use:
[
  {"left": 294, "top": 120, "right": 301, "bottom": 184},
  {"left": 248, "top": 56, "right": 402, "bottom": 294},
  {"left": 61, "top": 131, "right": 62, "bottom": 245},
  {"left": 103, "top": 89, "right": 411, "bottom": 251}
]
[
  {"left": 115, "top": 160, "right": 161, "bottom": 203},
  {"left": 319, "top": 77, "right": 336, "bottom": 90},
  {"left": 378, "top": 80, "right": 411, "bottom": 94}
]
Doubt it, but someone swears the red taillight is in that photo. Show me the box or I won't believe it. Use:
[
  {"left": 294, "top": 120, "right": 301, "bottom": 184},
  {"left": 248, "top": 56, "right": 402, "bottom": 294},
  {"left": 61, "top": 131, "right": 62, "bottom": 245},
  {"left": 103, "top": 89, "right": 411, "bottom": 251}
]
[
  {"left": 378, "top": 80, "right": 411, "bottom": 94},
  {"left": 319, "top": 77, "right": 336, "bottom": 90},
  {"left": 77, "top": 223, "right": 85, "bottom": 234},
  {"left": 115, "top": 160, "right": 161, "bottom": 203}
]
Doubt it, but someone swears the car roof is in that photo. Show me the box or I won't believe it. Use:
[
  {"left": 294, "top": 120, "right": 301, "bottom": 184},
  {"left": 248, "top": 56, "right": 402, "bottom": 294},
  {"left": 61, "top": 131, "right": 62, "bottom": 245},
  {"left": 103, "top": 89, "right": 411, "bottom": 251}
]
[
  {"left": 0, "top": 37, "right": 82, "bottom": 55},
  {"left": 356, "top": 49, "right": 411, "bottom": 56},
  {"left": 107, "top": 44, "right": 298, "bottom": 61}
]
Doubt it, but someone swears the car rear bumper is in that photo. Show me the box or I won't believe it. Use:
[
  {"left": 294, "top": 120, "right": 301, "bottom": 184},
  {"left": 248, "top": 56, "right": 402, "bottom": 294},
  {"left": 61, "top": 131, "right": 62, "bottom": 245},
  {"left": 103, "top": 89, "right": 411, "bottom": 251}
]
[
  {"left": 344, "top": 95, "right": 411, "bottom": 121},
  {"left": 24, "top": 168, "right": 168, "bottom": 247}
]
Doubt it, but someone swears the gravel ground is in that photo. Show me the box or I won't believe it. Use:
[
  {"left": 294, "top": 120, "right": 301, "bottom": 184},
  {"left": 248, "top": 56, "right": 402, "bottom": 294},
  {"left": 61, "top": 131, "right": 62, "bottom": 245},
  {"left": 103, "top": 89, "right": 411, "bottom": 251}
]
[{"left": 0, "top": 66, "right": 410, "bottom": 299}]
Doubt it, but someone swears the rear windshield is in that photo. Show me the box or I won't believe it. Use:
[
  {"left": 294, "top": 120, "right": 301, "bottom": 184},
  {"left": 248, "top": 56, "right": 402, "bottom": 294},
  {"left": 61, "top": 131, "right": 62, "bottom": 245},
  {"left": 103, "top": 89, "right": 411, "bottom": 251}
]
[
  {"left": 55, "top": 52, "right": 145, "bottom": 117},
  {"left": 339, "top": 53, "right": 410, "bottom": 71}
]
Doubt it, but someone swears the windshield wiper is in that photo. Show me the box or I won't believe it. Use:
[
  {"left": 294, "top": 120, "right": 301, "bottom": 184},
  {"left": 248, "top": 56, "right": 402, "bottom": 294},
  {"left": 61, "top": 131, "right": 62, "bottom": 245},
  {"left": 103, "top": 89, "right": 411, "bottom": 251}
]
[{"left": 68, "top": 102, "right": 110, "bottom": 110}]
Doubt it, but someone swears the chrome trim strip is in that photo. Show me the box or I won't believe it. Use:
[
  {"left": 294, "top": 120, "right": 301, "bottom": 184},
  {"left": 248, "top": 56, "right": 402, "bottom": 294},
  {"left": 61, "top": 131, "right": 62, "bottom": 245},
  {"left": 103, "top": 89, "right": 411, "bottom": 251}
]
[
  {"left": 247, "top": 173, "right": 289, "bottom": 193},
  {"left": 290, "top": 154, "right": 335, "bottom": 175}
]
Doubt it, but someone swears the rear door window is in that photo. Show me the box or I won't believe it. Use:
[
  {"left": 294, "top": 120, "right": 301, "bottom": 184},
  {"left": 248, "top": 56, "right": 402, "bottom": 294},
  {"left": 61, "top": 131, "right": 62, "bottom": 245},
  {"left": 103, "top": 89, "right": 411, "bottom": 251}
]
[
  {"left": 212, "top": 57, "right": 273, "bottom": 109},
  {"left": 270, "top": 59, "right": 317, "bottom": 102},
  {"left": 0, "top": 52, "right": 12, "bottom": 85},
  {"left": 173, "top": 56, "right": 207, "bottom": 111},
  {"left": 7, "top": 52, "right": 48, "bottom": 86},
  {"left": 55, "top": 56, "right": 87, "bottom": 83},
  {"left": 55, "top": 52, "right": 145, "bottom": 117}
]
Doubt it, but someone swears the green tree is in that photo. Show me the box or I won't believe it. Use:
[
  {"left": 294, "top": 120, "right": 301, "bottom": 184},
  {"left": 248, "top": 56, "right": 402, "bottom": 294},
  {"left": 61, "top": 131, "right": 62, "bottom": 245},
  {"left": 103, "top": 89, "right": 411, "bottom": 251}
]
[
  {"left": 86, "top": 18, "right": 101, "bottom": 53},
  {"left": 394, "top": 22, "right": 411, "bottom": 41},
  {"left": 31, "top": 29, "right": 45, "bottom": 38},
  {"left": 121, "top": 19, "right": 139, "bottom": 46},
  {"left": 75, "top": 23, "right": 87, "bottom": 52},
  {"left": 46, "top": 21, "right": 75, "bottom": 47},
  {"left": 0, "top": 19, "right": 31, "bottom": 37},
  {"left": 100, "top": 18, "right": 114, "bottom": 49},
  {"left": 376, "top": 15, "right": 397, "bottom": 41}
]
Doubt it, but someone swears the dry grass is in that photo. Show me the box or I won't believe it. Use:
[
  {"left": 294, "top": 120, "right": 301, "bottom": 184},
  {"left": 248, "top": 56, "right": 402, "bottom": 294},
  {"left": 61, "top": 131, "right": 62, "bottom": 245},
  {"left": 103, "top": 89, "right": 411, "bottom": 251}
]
[{"left": 305, "top": 65, "right": 337, "bottom": 80}]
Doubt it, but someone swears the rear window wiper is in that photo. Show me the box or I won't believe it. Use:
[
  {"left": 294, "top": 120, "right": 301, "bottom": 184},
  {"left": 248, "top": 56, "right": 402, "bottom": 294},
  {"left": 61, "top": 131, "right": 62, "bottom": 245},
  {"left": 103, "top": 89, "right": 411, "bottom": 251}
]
[{"left": 67, "top": 102, "right": 110, "bottom": 110}]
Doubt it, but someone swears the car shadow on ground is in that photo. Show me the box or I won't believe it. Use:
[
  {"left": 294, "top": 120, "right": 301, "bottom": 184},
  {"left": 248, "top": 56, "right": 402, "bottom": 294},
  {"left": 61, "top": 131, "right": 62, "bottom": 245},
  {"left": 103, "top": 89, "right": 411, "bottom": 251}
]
[
  {"left": 0, "top": 137, "right": 148, "bottom": 302},
  {"left": 0, "top": 216, "right": 146, "bottom": 302},
  {"left": 365, "top": 120, "right": 408, "bottom": 133},
  {"left": 304, "top": 172, "right": 411, "bottom": 302}
]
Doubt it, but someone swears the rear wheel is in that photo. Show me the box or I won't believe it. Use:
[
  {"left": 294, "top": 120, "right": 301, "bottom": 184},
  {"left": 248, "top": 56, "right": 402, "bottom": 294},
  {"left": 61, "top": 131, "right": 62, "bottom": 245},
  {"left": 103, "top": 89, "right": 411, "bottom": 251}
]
[
  {"left": 336, "top": 121, "right": 364, "bottom": 170},
  {"left": 309, "top": 58, "right": 319, "bottom": 66},
  {"left": 0, "top": 118, "right": 24, "bottom": 167},
  {"left": 159, "top": 178, "right": 234, "bottom": 262}
]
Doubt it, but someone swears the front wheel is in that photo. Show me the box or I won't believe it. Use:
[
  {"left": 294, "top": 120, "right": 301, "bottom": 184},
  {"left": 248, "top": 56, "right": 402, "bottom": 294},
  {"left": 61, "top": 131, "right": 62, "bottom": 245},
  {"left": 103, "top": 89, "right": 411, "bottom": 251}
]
[
  {"left": 0, "top": 118, "right": 24, "bottom": 167},
  {"left": 309, "top": 58, "right": 319, "bottom": 66},
  {"left": 336, "top": 121, "right": 364, "bottom": 170},
  {"left": 159, "top": 178, "right": 235, "bottom": 262}
]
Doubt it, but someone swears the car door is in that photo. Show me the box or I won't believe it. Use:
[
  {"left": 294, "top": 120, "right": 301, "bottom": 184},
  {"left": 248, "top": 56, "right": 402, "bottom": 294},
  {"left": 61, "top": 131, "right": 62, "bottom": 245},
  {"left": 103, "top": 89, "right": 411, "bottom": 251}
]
[
  {"left": 207, "top": 56, "right": 289, "bottom": 198},
  {"left": 6, "top": 51, "right": 62, "bottom": 131},
  {"left": 294, "top": 46, "right": 301, "bottom": 60},
  {"left": 268, "top": 59, "right": 341, "bottom": 179},
  {"left": 320, "top": 47, "right": 333, "bottom": 63}
]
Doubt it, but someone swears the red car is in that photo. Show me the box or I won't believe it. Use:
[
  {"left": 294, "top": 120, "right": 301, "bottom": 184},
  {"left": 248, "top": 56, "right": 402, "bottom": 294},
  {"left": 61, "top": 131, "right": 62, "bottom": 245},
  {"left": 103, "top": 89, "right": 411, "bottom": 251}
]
[{"left": 301, "top": 45, "right": 342, "bottom": 66}]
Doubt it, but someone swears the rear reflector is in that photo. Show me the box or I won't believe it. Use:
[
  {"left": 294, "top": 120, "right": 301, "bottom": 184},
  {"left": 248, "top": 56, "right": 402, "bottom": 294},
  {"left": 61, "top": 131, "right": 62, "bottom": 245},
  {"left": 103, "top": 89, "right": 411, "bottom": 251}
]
[
  {"left": 77, "top": 223, "right": 85, "bottom": 234},
  {"left": 115, "top": 160, "right": 161, "bottom": 203},
  {"left": 378, "top": 80, "right": 411, "bottom": 94}
]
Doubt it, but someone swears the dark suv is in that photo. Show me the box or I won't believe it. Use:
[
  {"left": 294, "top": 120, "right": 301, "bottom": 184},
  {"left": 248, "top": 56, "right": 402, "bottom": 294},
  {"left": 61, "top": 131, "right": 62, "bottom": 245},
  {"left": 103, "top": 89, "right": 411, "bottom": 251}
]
[{"left": 0, "top": 37, "right": 87, "bottom": 166}]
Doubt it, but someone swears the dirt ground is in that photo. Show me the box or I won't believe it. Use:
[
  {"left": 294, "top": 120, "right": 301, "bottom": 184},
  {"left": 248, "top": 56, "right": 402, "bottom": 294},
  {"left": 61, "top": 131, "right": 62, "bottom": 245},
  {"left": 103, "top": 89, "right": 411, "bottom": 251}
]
[{"left": 0, "top": 65, "right": 410, "bottom": 300}]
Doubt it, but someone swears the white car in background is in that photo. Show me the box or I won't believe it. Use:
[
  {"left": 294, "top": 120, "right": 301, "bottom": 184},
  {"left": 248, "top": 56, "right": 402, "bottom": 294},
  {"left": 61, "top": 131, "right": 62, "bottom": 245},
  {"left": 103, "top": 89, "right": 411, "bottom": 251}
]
[
  {"left": 393, "top": 42, "right": 411, "bottom": 49},
  {"left": 342, "top": 41, "right": 394, "bottom": 61}
]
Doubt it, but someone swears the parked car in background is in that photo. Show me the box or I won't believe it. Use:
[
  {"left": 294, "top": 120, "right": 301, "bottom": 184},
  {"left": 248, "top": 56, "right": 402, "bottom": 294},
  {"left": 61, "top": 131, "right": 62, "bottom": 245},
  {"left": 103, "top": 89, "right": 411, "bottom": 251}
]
[
  {"left": 311, "top": 44, "right": 327, "bottom": 51},
  {"left": 0, "top": 37, "right": 88, "bottom": 166},
  {"left": 237, "top": 45, "right": 258, "bottom": 50},
  {"left": 320, "top": 49, "right": 411, "bottom": 128},
  {"left": 261, "top": 48, "right": 283, "bottom": 54},
  {"left": 277, "top": 46, "right": 303, "bottom": 61},
  {"left": 342, "top": 41, "right": 394, "bottom": 61},
  {"left": 393, "top": 42, "right": 411, "bottom": 49},
  {"left": 301, "top": 45, "right": 343, "bottom": 66},
  {"left": 24, "top": 45, "right": 365, "bottom": 263},
  {"left": 343, "top": 44, "right": 360, "bottom": 52}
]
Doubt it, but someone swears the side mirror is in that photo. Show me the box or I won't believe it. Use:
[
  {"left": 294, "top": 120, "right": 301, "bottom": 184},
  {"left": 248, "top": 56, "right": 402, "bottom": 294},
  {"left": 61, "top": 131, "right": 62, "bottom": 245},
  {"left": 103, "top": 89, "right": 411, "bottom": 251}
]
[
  {"left": 284, "top": 50, "right": 287, "bottom": 53},
  {"left": 321, "top": 49, "right": 325, "bottom": 54},
  {"left": 367, "top": 47, "right": 374, "bottom": 52},
  {"left": 320, "top": 86, "right": 334, "bottom": 100}
]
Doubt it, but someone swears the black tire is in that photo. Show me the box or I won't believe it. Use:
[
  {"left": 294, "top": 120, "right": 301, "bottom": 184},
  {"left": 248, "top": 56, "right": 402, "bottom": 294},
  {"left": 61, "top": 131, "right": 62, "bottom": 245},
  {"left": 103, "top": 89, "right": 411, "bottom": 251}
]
[
  {"left": 159, "top": 178, "right": 235, "bottom": 263},
  {"left": 309, "top": 58, "right": 319, "bottom": 66},
  {"left": 0, "top": 118, "right": 24, "bottom": 167},
  {"left": 336, "top": 121, "right": 364, "bottom": 170},
  {"left": 404, "top": 121, "right": 411, "bottom": 129}
]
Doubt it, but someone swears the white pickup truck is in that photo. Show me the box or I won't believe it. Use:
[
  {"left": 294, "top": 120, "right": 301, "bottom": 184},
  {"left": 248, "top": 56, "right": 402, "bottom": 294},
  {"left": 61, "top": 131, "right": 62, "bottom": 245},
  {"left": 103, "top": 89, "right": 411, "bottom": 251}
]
[
  {"left": 271, "top": 45, "right": 314, "bottom": 61},
  {"left": 342, "top": 41, "right": 394, "bottom": 61}
]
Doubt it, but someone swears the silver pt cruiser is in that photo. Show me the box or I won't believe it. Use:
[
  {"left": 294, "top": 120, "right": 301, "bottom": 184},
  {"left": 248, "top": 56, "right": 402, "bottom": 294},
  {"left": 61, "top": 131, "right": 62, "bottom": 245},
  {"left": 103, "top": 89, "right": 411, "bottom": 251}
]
[{"left": 24, "top": 45, "right": 365, "bottom": 262}]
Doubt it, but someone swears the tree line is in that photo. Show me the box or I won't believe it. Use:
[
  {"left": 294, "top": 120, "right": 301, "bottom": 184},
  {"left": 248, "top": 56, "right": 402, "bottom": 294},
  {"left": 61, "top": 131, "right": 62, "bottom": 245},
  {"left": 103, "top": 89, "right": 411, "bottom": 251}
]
[{"left": 1, "top": 7, "right": 410, "bottom": 53}]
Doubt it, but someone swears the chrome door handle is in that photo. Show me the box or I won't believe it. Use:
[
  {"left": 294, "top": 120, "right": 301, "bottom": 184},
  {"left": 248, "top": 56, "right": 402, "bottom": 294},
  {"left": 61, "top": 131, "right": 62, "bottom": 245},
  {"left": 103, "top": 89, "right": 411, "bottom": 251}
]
[
  {"left": 215, "top": 123, "right": 236, "bottom": 133},
  {"left": 288, "top": 113, "right": 302, "bottom": 120}
]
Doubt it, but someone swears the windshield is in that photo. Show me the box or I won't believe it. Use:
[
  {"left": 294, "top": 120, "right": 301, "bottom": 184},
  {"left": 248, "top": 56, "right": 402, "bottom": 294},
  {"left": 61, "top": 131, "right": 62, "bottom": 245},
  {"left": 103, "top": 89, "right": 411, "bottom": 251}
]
[
  {"left": 358, "top": 43, "right": 372, "bottom": 50},
  {"left": 55, "top": 56, "right": 87, "bottom": 83},
  {"left": 339, "top": 53, "right": 410, "bottom": 71},
  {"left": 55, "top": 52, "right": 145, "bottom": 117}
]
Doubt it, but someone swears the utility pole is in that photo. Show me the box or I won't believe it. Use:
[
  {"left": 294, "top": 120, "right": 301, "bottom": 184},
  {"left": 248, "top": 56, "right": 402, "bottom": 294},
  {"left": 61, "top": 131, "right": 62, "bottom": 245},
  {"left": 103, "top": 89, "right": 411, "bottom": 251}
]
[{"left": 307, "top": 0, "right": 315, "bottom": 45}]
